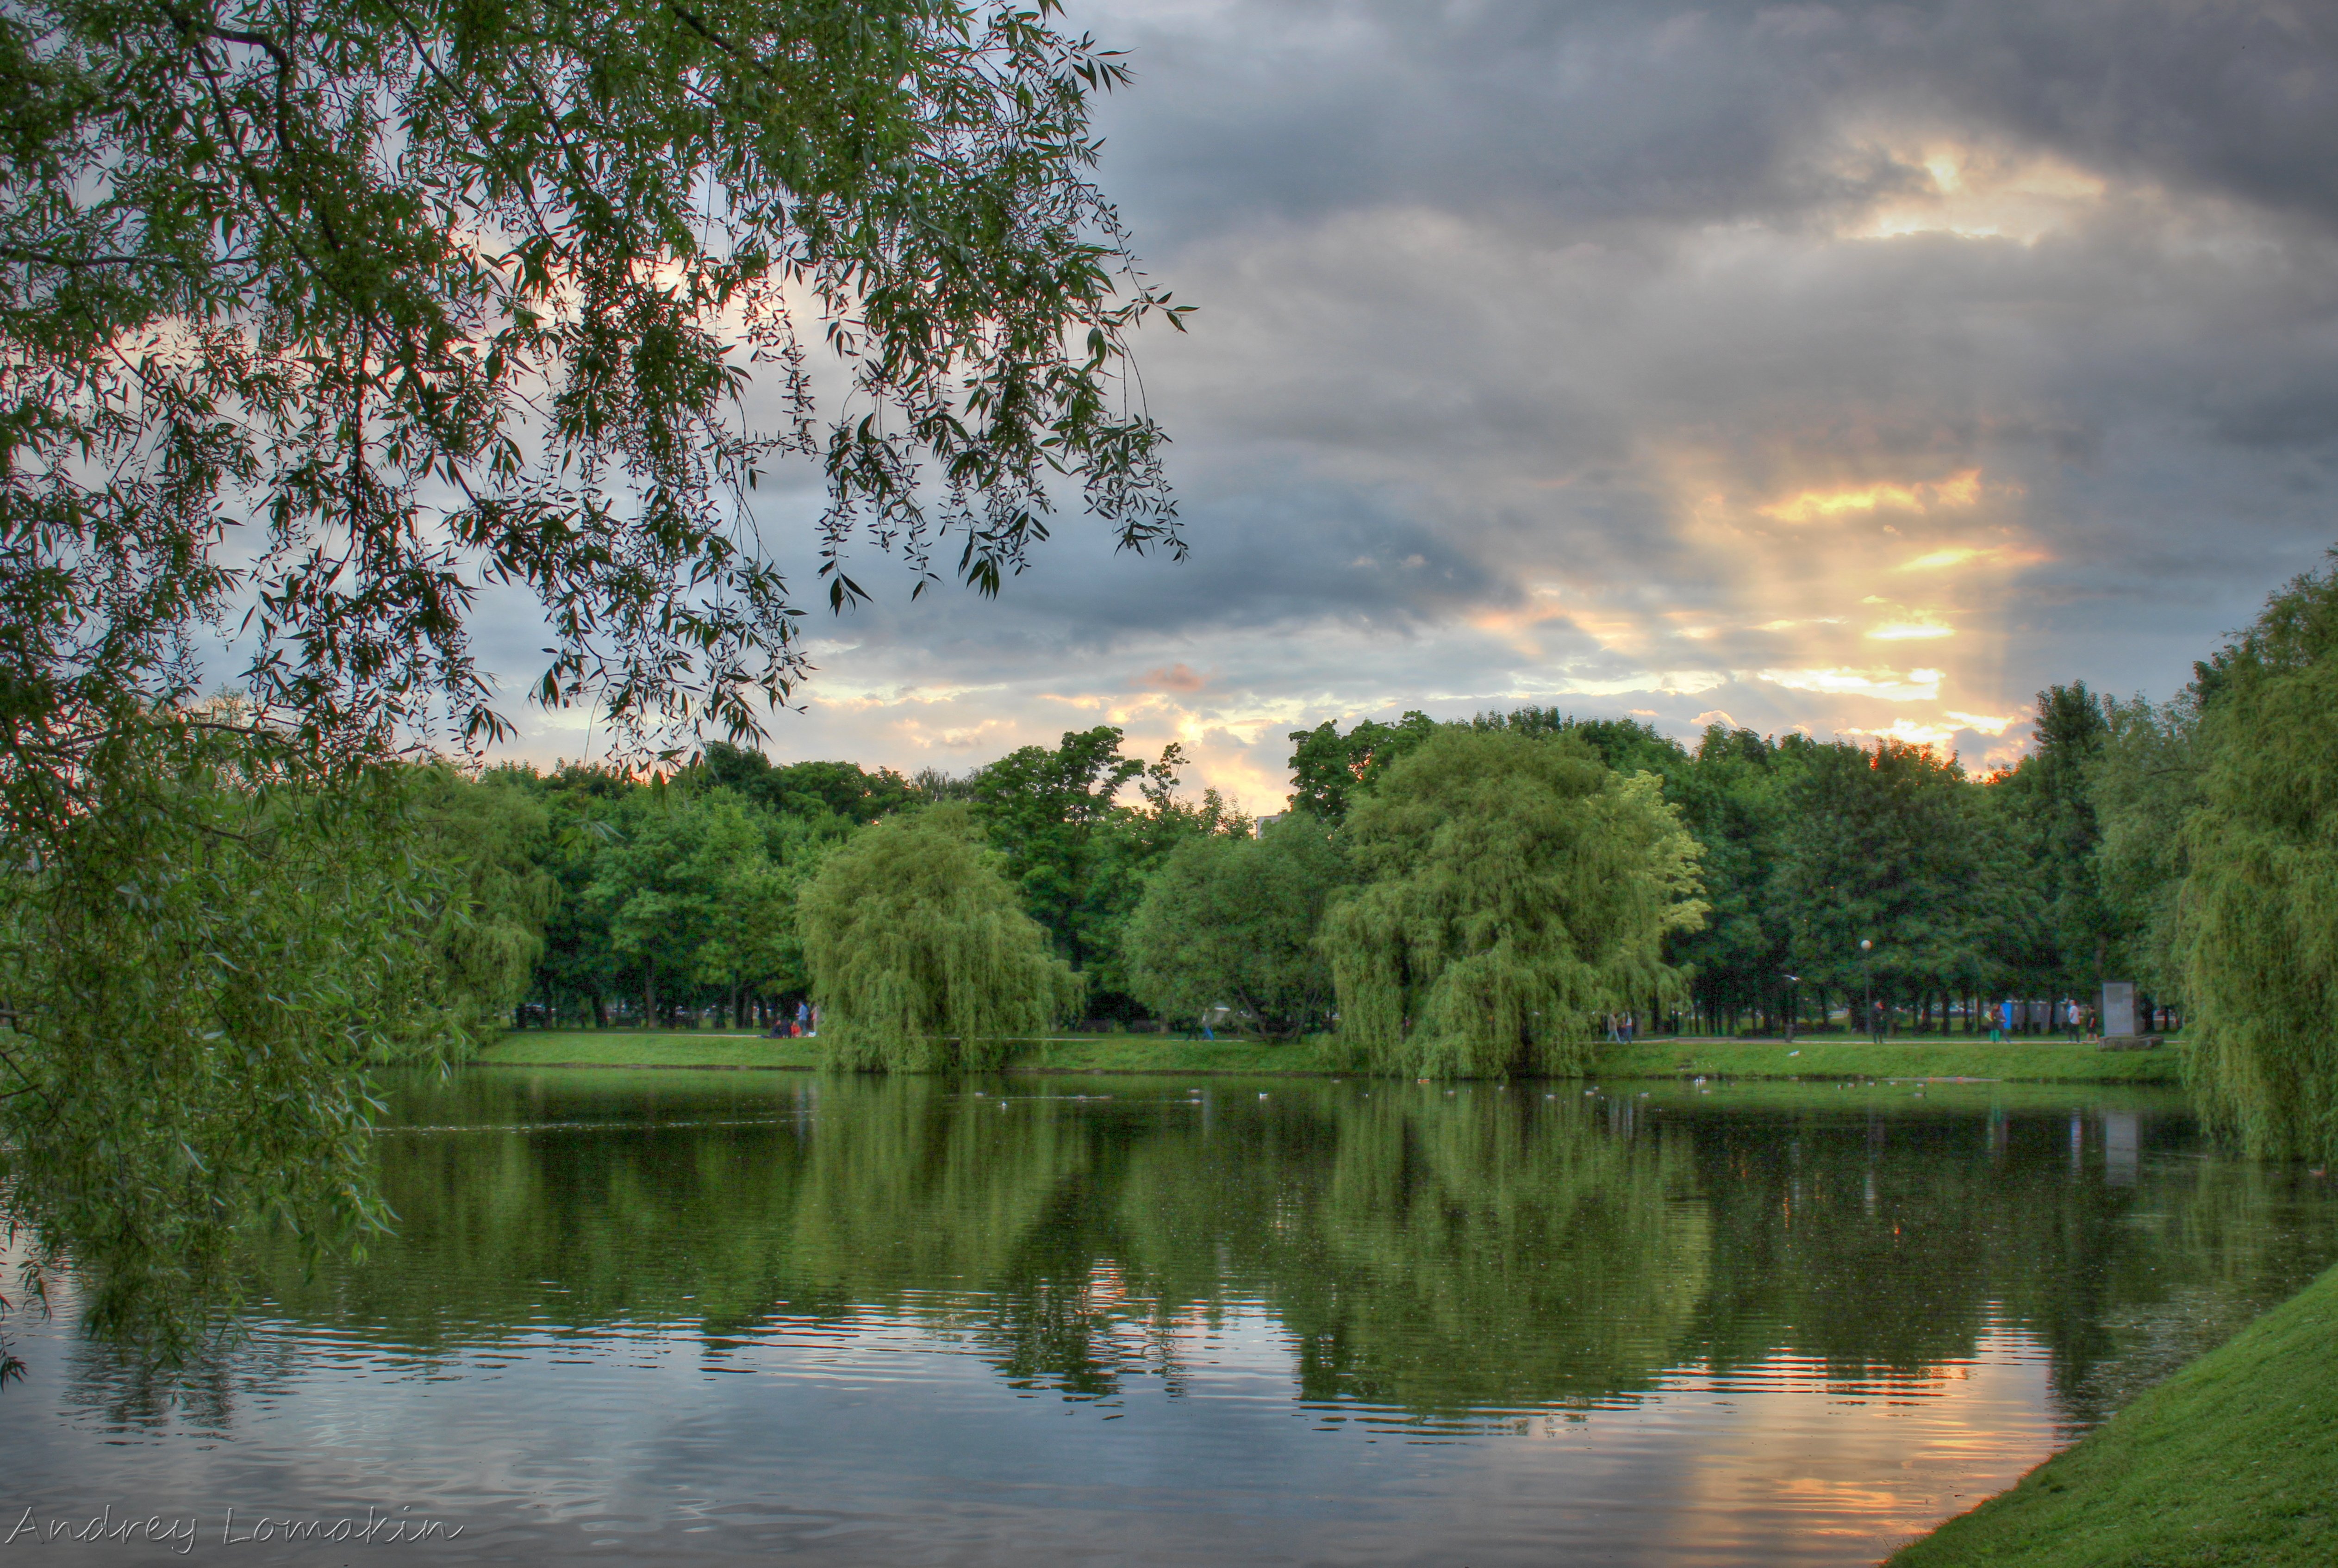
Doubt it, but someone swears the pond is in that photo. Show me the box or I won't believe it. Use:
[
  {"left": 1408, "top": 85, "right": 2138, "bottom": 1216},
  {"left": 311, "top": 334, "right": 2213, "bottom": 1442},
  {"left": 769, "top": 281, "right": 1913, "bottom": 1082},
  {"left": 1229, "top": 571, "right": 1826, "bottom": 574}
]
[{"left": 5, "top": 1070, "right": 2337, "bottom": 1565}]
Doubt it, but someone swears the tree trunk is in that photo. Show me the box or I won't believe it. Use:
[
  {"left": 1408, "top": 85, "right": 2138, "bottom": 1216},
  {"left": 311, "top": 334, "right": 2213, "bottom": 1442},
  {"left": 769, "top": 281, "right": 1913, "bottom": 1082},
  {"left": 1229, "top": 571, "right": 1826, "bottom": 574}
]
[{"left": 644, "top": 957, "right": 658, "bottom": 1031}]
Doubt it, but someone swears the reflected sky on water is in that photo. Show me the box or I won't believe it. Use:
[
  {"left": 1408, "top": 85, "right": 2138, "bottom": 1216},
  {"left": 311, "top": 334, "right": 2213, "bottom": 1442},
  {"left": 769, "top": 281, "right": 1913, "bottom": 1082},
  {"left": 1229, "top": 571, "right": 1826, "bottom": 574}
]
[{"left": 4, "top": 1071, "right": 2335, "bottom": 1565}]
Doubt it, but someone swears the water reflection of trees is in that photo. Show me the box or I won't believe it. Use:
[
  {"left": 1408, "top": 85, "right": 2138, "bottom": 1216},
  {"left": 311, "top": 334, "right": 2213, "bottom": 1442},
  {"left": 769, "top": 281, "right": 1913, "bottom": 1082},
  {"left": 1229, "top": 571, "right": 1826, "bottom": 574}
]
[
  {"left": 211, "top": 1076, "right": 2338, "bottom": 1426},
  {"left": 1111, "top": 1092, "right": 1710, "bottom": 1412}
]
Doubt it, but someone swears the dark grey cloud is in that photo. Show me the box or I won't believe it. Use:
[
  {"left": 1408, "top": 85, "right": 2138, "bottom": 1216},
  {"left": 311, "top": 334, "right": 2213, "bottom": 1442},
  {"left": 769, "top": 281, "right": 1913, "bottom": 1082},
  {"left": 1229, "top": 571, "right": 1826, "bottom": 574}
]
[{"left": 1095, "top": 2, "right": 2338, "bottom": 238}]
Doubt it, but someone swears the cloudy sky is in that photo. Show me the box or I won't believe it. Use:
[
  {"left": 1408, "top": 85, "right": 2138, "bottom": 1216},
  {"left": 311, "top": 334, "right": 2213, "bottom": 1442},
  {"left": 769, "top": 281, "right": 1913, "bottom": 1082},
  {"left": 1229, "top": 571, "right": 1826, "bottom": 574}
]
[{"left": 505, "top": 0, "right": 2338, "bottom": 811}]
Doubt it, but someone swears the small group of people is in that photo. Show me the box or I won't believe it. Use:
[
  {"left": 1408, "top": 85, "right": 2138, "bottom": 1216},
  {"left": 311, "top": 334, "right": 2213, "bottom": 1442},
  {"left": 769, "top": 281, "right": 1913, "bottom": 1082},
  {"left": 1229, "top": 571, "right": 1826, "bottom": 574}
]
[
  {"left": 766, "top": 1000, "right": 818, "bottom": 1039},
  {"left": 1984, "top": 997, "right": 2095, "bottom": 1043},
  {"left": 1604, "top": 1013, "right": 1639, "bottom": 1044}
]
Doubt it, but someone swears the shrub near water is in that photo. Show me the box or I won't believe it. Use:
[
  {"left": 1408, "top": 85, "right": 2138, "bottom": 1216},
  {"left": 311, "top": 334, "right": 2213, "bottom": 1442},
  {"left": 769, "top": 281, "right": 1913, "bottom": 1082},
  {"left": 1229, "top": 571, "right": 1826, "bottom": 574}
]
[
  {"left": 1321, "top": 729, "right": 1707, "bottom": 1078},
  {"left": 799, "top": 805, "right": 1079, "bottom": 1070}
]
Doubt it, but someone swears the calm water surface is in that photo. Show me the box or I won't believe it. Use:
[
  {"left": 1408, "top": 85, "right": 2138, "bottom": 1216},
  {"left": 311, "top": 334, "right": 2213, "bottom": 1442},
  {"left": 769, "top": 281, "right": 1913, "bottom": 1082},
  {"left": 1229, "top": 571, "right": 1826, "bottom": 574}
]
[{"left": 6, "top": 1070, "right": 2338, "bottom": 1566}]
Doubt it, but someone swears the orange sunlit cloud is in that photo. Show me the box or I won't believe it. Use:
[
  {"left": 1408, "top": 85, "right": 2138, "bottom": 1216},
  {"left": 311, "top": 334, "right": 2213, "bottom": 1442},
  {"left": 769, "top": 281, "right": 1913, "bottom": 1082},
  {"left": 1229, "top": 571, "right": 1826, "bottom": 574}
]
[
  {"left": 1758, "top": 468, "right": 1982, "bottom": 525},
  {"left": 1137, "top": 663, "right": 1210, "bottom": 694}
]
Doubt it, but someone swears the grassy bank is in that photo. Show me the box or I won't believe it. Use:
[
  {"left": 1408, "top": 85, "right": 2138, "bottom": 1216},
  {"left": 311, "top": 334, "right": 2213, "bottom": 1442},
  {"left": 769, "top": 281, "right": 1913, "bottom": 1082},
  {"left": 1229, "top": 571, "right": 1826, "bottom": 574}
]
[
  {"left": 1890, "top": 1261, "right": 2338, "bottom": 1567},
  {"left": 475, "top": 1031, "right": 2179, "bottom": 1083},
  {"left": 479, "top": 1031, "right": 825, "bottom": 1070},
  {"left": 1593, "top": 1038, "right": 2184, "bottom": 1085},
  {"left": 476, "top": 1030, "right": 1342, "bottom": 1074}
]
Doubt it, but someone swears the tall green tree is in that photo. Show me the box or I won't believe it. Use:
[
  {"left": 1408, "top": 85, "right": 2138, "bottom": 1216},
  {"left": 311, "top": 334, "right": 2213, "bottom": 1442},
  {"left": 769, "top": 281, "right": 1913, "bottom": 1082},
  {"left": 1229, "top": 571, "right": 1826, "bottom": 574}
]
[
  {"left": 0, "top": 0, "right": 1180, "bottom": 1339},
  {"left": 1124, "top": 812, "right": 1353, "bottom": 1037},
  {"left": 586, "top": 789, "right": 772, "bottom": 1025},
  {"left": 799, "top": 804, "right": 1078, "bottom": 1070},
  {"left": 1285, "top": 711, "right": 1438, "bottom": 825},
  {"left": 2090, "top": 693, "right": 2203, "bottom": 1002},
  {"left": 525, "top": 765, "right": 636, "bottom": 1027},
  {"left": 1995, "top": 683, "right": 2116, "bottom": 992},
  {"left": 1774, "top": 740, "right": 2033, "bottom": 1028},
  {"left": 971, "top": 725, "right": 1242, "bottom": 1004},
  {"left": 1321, "top": 728, "right": 1706, "bottom": 1077},
  {"left": 1662, "top": 727, "right": 1804, "bottom": 1033},
  {"left": 2173, "top": 560, "right": 2338, "bottom": 1161}
]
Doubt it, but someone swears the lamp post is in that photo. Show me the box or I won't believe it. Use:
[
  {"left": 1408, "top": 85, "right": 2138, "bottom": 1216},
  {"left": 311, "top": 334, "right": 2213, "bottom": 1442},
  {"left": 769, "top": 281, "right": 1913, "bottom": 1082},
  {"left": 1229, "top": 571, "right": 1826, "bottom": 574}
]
[
  {"left": 1860, "top": 938, "right": 1875, "bottom": 1044},
  {"left": 1782, "top": 973, "right": 1800, "bottom": 1045}
]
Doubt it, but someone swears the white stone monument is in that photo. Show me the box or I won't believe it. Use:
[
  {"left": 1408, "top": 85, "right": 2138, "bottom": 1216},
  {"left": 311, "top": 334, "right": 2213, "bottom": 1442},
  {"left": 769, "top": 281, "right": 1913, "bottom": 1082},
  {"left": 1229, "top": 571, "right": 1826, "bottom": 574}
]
[{"left": 2101, "top": 980, "right": 2137, "bottom": 1039}]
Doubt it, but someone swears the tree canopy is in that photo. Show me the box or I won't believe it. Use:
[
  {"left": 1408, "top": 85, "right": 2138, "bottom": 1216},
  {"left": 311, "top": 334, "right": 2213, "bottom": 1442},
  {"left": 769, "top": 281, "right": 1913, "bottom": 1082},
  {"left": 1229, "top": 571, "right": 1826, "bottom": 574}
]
[
  {"left": 1124, "top": 811, "right": 1351, "bottom": 1037},
  {"left": 2, "top": 0, "right": 1184, "bottom": 755},
  {"left": 0, "top": 735, "right": 470, "bottom": 1351},
  {"left": 1320, "top": 728, "right": 1707, "bottom": 1077},
  {"left": 2168, "top": 561, "right": 2338, "bottom": 1161},
  {"left": 798, "top": 803, "right": 1078, "bottom": 1070}
]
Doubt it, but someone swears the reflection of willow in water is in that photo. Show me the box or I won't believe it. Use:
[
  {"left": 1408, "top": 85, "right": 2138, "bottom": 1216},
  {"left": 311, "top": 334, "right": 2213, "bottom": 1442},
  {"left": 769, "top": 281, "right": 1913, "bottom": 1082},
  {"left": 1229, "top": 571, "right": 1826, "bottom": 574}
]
[
  {"left": 1112, "top": 1092, "right": 1710, "bottom": 1413},
  {"left": 136, "top": 1076, "right": 2338, "bottom": 1431}
]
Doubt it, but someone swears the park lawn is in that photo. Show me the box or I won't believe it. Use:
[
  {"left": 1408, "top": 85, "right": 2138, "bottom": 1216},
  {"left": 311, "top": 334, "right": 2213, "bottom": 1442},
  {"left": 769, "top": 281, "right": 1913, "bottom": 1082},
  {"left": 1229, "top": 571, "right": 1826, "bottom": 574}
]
[
  {"left": 1889, "top": 1260, "right": 2338, "bottom": 1568},
  {"left": 1003, "top": 1036, "right": 1345, "bottom": 1074},
  {"left": 474, "top": 1030, "right": 1342, "bottom": 1075},
  {"left": 478, "top": 1031, "right": 825, "bottom": 1070},
  {"left": 1591, "top": 1038, "right": 2184, "bottom": 1085},
  {"left": 477, "top": 1031, "right": 2176, "bottom": 1083}
]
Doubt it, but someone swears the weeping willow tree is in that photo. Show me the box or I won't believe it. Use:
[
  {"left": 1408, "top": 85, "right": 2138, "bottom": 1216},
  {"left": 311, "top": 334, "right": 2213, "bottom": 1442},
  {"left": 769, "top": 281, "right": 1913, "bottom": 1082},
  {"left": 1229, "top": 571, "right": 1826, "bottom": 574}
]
[
  {"left": 1321, "top": 728, "right": 1706, "bottom": 1077},
  {"left": 2176, "top": 559, "right": 2338, "bottom": 1162},
  {"left": 0, "top": 724, "right": 473, "bottom": 1355},
  {"left": 800, "top": 805, "right": 1079, "bottom": 1070},
  {"left": 407, "top": 767, "right": 559, "bottom": 1033}
]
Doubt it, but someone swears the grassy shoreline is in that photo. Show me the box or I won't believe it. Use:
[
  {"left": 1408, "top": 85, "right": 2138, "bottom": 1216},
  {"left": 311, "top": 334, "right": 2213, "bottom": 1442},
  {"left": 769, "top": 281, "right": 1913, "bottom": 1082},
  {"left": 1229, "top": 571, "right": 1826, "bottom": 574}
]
[
  {"left": 475, "top": 1030, "right": 2183, "bottom": 1083},
  {"left": 1889, "top": 1260, "right": 2338, "bottom": 1566}
]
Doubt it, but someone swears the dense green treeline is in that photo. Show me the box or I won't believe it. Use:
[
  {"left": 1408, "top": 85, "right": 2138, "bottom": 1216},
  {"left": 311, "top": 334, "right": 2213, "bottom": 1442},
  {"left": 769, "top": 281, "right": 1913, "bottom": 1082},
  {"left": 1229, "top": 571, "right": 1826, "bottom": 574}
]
[
  {"left": 1282, "top": 702, "right": 2110, "bottom": 1040},
  {"left": 400, "top": 617, "right": 2246, "bottom": 1078},
  {"left": 430, "top": 726, "right": 1248, "bottom": 1036},
  {"left": 436, "top": 722, "right": 1708, "bottom": 1077}
]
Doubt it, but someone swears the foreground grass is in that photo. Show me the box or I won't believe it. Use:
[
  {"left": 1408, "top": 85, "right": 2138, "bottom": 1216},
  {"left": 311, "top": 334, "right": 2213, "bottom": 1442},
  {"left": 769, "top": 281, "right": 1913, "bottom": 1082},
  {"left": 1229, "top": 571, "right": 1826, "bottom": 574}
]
[
  {"left": 1890, "top": 1262, "right": 2338, "bottom": 1567},
  {"left": 477, "top": 1030, "right": 2178, "bottom": 1083}
]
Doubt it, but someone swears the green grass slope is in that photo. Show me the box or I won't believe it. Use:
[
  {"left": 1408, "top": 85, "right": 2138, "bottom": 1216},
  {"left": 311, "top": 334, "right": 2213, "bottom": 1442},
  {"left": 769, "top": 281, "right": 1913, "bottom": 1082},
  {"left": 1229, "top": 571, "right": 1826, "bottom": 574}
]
[{"left": 1890, "top": 1262, "right": 2338, "bottom": 1567}]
